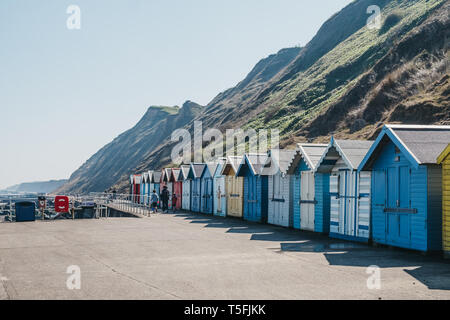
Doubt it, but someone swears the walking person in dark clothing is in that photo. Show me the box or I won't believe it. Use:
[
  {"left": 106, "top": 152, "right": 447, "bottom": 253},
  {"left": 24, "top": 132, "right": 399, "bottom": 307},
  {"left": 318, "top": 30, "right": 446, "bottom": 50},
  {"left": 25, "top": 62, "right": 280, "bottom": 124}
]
[{"left": 160, "top": 186, "right": 170, "bottom": 213}]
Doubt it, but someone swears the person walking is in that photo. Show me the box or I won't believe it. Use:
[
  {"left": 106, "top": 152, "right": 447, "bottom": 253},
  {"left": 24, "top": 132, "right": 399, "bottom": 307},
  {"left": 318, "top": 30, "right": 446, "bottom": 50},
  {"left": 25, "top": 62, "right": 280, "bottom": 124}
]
[
  {"left": 172, "top": 193, "right": 177, "bottom": 213},
  {"left": 150, "top": 190, "right": 159, "bottom": 214},
  {"left": 160, "top": 186, "right": 170, "bottom": 213}
]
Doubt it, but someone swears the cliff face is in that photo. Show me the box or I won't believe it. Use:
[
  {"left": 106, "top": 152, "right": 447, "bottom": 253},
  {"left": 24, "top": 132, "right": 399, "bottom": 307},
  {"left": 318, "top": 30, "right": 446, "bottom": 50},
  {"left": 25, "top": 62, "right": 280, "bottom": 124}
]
[
  {"left": 60, "top": 0, "right": 449, "bottom": 194},
  {"left": 57, "top": 102, "right": 203, "bottom": 194}
]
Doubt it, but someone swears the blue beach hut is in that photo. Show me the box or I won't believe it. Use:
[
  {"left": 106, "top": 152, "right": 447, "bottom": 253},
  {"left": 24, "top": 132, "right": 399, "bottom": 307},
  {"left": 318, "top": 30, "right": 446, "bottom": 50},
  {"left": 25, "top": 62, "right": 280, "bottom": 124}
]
[
  {"left": 188, "top": 163, "right": 206, "bottom": 213},
  {"left": 359, "top": 124, "right": 450, "bottom": 252},
  {"left": 140, "top": 173, "right": 146, "bottom": 204},
  {"left": 147, "top": 170, "right": 155, "bottom": 202},
  {"left": 201, "top": 164, "right": 214, "bottom": 215},
  {"left": 142, "top": 172, "right": 147, "bottom": 205},
  {"left": 315, "top": 138, "right": 373, "bottom": 242},
  {"left": 236, "top": 153, "right": 269, "bottom": 223},
  {"left": 286, "top": 144, "right": 329, "bottom": 232}
]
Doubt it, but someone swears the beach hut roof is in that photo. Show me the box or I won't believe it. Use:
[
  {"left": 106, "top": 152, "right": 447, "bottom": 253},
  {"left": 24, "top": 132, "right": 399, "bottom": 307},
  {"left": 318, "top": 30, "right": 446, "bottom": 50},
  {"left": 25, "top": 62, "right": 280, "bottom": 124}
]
[
  {"left": 438, "top": 144, "right": 450, "bottom": 164},
  {"left": 142, "top": 172, "right": 149, "bottom": 183},
  {"left": 162, "top": 168, "right": 172, "bottom": 182},
  {"left": 261, "top": 149, "right": 296, "bottom": 176},
  {"left": 147, "top": 171, "right": 154, "bottom": 183},
  {"left": 286, "top": 143, "right": 328, "bottom": 174},
  {"left": 201, "top": 163, "right": 215, "bottom": 178},
  {"left": 236, "top": 153, "right": 268, "bottom": 176},
  {"left": 179, "top": 165, "right": 191, "bottom": 181},
  {"left": 359, "top": 125, "right": 450, "bottom": 170},
  {"left": 171, "top": 168, "right": 181, "bottom": 182},
  {"left": 152, "top": 171, "right": 162, "bottom": 183},
  {"left": 316, "top": 138, "right": 373, "bottom": 172},
  {"left": 188, "top": 163, "right": 206, "bottom": 179},
  {"left": 221, "top": 156, "right": 244, "bottom": 176},
  {"left": 133, "top": 174, "right": 142, "bottom": 184},
  {"left": 206, "top": 158, "right": 226, "bottom": 177}
]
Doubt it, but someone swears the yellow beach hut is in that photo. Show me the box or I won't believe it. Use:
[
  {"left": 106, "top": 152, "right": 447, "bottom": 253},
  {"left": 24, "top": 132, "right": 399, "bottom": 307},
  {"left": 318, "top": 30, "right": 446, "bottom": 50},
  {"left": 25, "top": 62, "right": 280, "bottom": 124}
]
[{"left": 438, "top": 144, "right": 450, "bottom": 258}]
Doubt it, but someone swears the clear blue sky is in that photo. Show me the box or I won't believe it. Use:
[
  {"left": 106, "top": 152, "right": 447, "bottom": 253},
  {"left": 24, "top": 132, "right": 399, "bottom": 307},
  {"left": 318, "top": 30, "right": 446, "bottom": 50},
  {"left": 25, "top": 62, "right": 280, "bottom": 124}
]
[{"left": 0, "top": 0, "right": 353, "bottom": 189}]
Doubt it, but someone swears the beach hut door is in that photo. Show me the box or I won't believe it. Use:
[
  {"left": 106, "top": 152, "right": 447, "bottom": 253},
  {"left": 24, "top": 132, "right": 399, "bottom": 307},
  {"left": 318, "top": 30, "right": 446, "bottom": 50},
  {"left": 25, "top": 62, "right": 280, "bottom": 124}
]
[
  {"left": 248, "top": 176, "right": 257, "bottom": 220},
  {"left": 300, "top": 171, "right": 315, "bottom": 231},
  {"left": 331, "top": 170, "right": 355, "bottom": 236},
  {"left": 330, "top": 174, "right": 340, "bottom": 234},
  {"left": 194, "top": 180, "right": 200, "bottom": 210},
  {"left": 386, "top": 167, "right": 411, "bottom": 246},
  {"left": 227, "top": 177, "right": 235, "bottom": 214},
  {"left": 203, "top": 179, "right": 212, "bottom": 212}
]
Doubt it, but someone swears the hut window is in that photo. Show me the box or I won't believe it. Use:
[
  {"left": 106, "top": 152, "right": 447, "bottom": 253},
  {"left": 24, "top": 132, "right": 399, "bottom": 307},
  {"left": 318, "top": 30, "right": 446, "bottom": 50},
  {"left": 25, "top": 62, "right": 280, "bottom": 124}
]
[{"left": 395, "top": 146, "right": 401, "bottom": 154}]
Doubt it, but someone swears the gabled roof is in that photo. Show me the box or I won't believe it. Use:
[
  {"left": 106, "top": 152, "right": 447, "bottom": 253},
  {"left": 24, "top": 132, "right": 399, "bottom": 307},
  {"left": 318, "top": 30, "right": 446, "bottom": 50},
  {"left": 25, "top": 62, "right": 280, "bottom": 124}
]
[
  {"left": 171, "top": 168, "right": 181, "bottom": 182},
  {"left": 261, "top": 149, "right": 296, "bottom": 176},
  {"left": 142, "top": 171, "right": 150, "bottom": 183},
  {"left": 438, "top": 144, "right": 450, "bottom": 164},
  {"left": 287, "top": 143, "right": 328, "bottom": 174},
  {"left": 236, "top": 153, "right": 268, "bottom": 177},
  {"left": 316, "top": 137, "right": 373, "bottom": 172},
  {"left": 207, "top": 158, "right": 226, "bottom": 177},
  {"left": 179, "top": 165, "right": 191, "bottom": 181},
  {"left": 149, "top": 172, "right": 154, "bottom": 183},
  {"left": 188, "top": 163, "right": 206, "bottom": 179},
  {"left": 221, "top": 156, "right": 244, "bottom": 176},
  {"left": 359, "top": 125, "right": 450, "bottom": 170},
  {"left": 152, "top": 171, "right": 162, "bottom": 183},
  {"left": 200, "top": 163, "right": 214, "bottom": 179},
  {"left": 133, "top": 174, "right": 142, "bottom": 184},
  {"left": 163, "top": 168, "right": 172, "bottom": 182}
]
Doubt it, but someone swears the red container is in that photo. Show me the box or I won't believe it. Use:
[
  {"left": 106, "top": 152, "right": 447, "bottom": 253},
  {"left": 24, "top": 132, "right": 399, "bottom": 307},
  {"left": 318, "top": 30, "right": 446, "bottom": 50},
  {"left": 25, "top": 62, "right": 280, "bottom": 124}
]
[{"left": 55, "top": 196, "right": 70, "bottom": 213}]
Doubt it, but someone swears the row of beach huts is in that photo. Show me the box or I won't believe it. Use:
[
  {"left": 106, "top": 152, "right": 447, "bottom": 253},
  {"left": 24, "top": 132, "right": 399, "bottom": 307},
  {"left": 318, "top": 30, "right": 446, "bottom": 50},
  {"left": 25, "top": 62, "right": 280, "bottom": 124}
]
[{"left": 130, "top": 124, "right": 450, "bottom": 257}]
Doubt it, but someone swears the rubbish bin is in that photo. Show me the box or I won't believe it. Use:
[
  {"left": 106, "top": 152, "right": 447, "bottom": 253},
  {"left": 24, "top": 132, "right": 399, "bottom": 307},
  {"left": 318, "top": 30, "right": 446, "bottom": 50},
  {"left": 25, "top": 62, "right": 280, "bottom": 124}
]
[
  {"left": 80, "top": 202, "right": 95, "bottom": 219},
  {"left": 15, "top": 201, "right": 36, "bottom": 222}
]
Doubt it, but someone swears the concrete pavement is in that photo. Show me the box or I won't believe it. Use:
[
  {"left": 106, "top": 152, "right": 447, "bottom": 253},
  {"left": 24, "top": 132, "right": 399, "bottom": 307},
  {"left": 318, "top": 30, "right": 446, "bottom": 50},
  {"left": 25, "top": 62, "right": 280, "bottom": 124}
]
[{"left": 1, "top": 212, "right": 450, "bottom": 300}]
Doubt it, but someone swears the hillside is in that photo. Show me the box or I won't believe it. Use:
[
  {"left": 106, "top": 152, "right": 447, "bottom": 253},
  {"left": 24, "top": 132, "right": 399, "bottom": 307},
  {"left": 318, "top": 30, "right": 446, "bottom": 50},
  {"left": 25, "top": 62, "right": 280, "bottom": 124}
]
[
  {"left": 255, "top": 0, "right": 450, "bottom": 144},
  {"left": 60, "top": 0, "right": 449, "bottom": 194},
  {"left": 1, "top": 179, "right": 68, "bottom": 194}
]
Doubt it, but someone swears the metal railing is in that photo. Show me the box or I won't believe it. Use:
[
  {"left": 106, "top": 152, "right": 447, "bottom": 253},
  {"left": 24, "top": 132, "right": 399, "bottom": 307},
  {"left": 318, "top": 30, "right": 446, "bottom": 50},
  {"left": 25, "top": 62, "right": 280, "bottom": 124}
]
[
  {"left": 89, "top": 192, "right": 159, "bottom": 217},
  {"left": 0, "top": 192, "right": 163, "bottom": 222}
]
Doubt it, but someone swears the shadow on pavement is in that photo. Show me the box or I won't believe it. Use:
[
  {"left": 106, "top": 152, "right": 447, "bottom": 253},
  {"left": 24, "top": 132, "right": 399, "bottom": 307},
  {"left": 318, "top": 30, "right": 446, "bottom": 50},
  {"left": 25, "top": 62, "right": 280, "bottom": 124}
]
[{"left": 171, "top": 210, "right": 450, "bottom": 290}]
